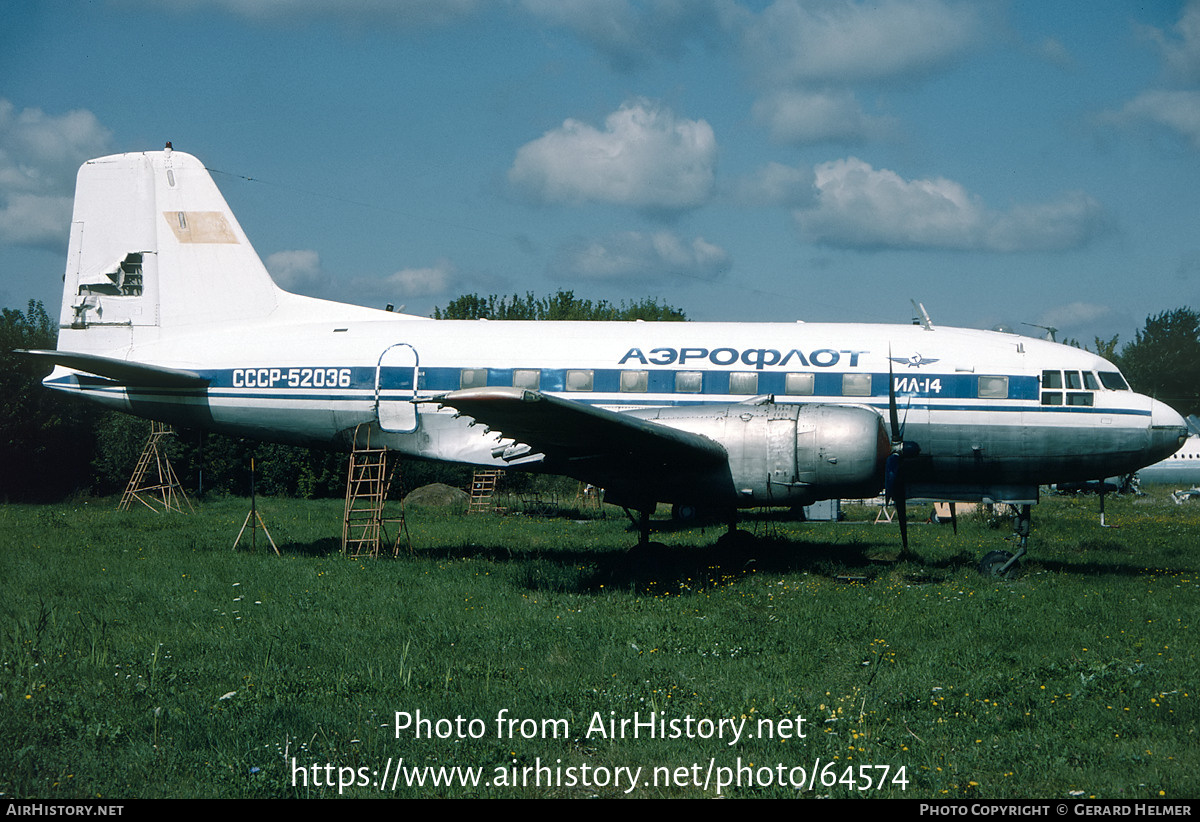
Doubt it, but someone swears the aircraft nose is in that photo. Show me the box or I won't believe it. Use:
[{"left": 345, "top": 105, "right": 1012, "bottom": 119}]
[{"left": 1149, "top": 398, "right": 1188, "bottom": 460}]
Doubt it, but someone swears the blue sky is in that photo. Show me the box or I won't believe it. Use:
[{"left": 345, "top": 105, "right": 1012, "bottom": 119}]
[{"left": 2, "top": 0, "right": 1199, "bottom": 348}]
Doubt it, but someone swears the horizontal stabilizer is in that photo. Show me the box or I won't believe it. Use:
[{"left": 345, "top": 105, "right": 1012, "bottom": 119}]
[{"left": 18, "top": 349, "right": 210, "bottom": 388}]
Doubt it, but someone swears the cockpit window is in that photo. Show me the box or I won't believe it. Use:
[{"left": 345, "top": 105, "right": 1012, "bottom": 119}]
[
  {"left": 1042, "top": 368, "right": 1097, "bottom": 406},
  {"left": 1099, "top": 371, "right": 1129, "bottom": 391}
]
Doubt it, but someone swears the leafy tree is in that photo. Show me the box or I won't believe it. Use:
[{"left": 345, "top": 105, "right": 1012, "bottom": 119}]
[
  {"left": 434, "top": 290, "right": 686, "bottom": 322},
  {"left": 1118, "top": 308, "right": 1200, "bottom": 416},
  {"left": 0, "top": 301, "right": 101, "bottom": 500},
  {"left": 90, "top": 414, "right": 155, "bottom": 494},
  {"left": 1091, "top": 334, "right": 1120, "bottom": 362}
]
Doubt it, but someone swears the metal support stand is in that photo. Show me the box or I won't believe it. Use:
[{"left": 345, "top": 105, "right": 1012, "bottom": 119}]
[{"left": 233, "top": 457, "right": 278, "bottom": 554}]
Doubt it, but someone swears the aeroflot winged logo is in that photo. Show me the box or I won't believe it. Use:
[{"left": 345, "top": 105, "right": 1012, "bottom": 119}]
[
  {"left": 618, "top": 347, "right": 870, "bottom": 370},
  {"left": 889, "top": 352, "right": 939, "bottom": 369}
]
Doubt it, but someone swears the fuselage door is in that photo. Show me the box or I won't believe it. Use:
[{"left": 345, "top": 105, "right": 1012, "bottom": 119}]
[{"left": 376, "top": 343, "right": 419, "bottom": 433}]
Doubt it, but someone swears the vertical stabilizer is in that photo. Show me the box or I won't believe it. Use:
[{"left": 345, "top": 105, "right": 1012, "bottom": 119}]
[{"left": 58, "top": 147, "right": 280, "bottom": 353}]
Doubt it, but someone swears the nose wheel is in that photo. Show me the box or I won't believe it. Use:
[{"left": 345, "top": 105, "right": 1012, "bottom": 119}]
[
  {"left": 978, "top": 550, "right": 1019, "bottom": 579},
  {"left": 978, "top": 503, "right": 1030, "bottom": 579}
]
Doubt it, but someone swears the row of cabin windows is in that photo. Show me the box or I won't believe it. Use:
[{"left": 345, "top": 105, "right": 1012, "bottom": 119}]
[
  {"left": 1039, "top": 369, "right": 1130, "bottom": 406},
  {"left": 464, "top": 369, "right": 820, "bottom": 395},
  {"left": 458, "top": 369, "right": 1010, "bottom": 399},
  {"left": 461, "top": 368, "right": 808, "bottom": 394}
]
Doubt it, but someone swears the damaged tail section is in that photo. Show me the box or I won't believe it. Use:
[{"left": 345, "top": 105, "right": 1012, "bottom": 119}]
[
  {"left": 57, "top": 146, "right": 282, "bottom": 355},
  {"left": 24, "top": 147, "right": 381, "bottom": 397},
  {"left": 23, "top": 146, "right": 385, "bottom": 432}
]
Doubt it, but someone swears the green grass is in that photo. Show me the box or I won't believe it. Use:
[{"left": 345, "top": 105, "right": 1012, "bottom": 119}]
[{"left": 0, "top": 490, "right": 1197, "bottom": 798}]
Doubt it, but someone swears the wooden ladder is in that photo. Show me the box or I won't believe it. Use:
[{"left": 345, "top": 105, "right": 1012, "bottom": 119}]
[
  {"left": 342, "top": 425, "right": 410, "bottom": 557},
  {"left": 468, "top": 469, "right": 504, "bottom": 514},
  {"left": 119, "top": 422, "right": 193, "bottom": 513}
]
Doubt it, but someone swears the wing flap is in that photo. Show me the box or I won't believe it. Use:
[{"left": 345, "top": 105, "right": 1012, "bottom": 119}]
[{"left": 427, "top": 387, "right": 728, "bottom": 472}]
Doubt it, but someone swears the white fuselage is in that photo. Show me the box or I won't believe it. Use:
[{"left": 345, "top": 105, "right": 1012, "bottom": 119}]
[
  {"left": 46, "top": 306, "right": 1187, "bottom": 506},
  {"left": 37, "top": 149, "right": 1189, "bottom": 510}
]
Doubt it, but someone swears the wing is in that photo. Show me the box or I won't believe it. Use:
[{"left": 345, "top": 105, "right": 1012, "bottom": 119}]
[
  {"left": 17, "top": 349, "right": 210, "bottom": 388},
  {"left": 426, "top": 387, "right": 729, "bottom": 505}
]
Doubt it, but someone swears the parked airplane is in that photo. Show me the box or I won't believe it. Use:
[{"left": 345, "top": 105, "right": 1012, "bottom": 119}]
[
  {"left": 19, "top": 148, "right": 1190, "bottom": 576},
  {"left": 1134, "top": 415, "right": 1200, "bottom": 486}
]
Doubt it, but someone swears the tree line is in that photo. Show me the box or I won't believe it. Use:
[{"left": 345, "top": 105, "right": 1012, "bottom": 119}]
[{"left": 2, "top": 297, "right": 1196, "bottom": 502}]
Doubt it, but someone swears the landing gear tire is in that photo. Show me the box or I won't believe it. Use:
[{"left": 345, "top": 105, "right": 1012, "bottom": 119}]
[
  {"left": 978, "top": 550, "right": 1019, "bottom": 580},
  {"left": 672, "top": 503, "right": 699, "bottom": 523}
]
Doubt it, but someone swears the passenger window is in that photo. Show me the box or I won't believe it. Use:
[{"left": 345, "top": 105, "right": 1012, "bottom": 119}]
[
  {"left": 565, "top": 370, "right": 593, "bottom": 392},
  {"left": 729, "top": 372, "right": 758, "bottom": 395},
  {"left": 513, "top": 369, "right": 540, "bottom": 390},
  {"left": 784, "top": 373, "right": 814, "bottom": 396},
  {"left": 460, "top": 368, "right": 487, "bottom": 389},
  {"left": 978, "top": 376, "right": 1009, "bottom": 399},
  {"left": 675, "top": 372, "right": 702, "bottom": 393},
  {"left": 842, "top": 373, "right": 871, "bottom": 396},
  {"left": 620, "top": 370, "right": 648, "bottom": 393}
]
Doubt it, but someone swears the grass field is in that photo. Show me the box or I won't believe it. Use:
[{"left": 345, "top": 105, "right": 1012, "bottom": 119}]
[{"left": 1, "top": 488, "right": 1196, "bottom": 799}]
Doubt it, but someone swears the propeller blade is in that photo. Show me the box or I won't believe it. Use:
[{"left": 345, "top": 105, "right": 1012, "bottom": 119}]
[
  {"left": 888, "top": 347, "right": 901, "bottom": 442},
  {"left": 949, "top": 501, "right": 958, "bottom": 535},
  {"left": 885, "top": 344, "right": 917, "bottom": 555},
  {"left": 884, "top": 452, "right": 908, "bottom": 554}
]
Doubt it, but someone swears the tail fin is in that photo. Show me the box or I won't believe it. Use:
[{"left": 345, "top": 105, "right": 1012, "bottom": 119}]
[{"left": 57, "top": 147, "right": 281, "bottom": 354}]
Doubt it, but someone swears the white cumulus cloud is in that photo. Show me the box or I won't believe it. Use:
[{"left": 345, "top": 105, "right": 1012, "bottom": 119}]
[
  {"left": 265, "top": 249, "right": 325, "bottom": 291},
  {"left": 1113, "top": 90, "right": 1200, "bottom": 150},
  {"left": 508, "top": 100, "right": 717, "bottom": 213},
  {"left": 163, "top": 0, "right": 480, "bottom": 27},
  {"left": 382, "top": 260, "right": 456, "bottom": 297},
  {"left": 1036, "top": 302, "right": 1115, "bottom": 332},
  {"left": 0, "top": 99, "right": 112, "bottom": 249},
  {"left": 794, "top": 157, "right": 1108, "bottom": 252},
  {"left": 752, "top": 88, "right": 893, "bottom": 145},
  {"left": 517, "top": 0, "right": 731, "bottom": 71},
  {"left": 741, "top": 0, "right": 982, "bottom": 86},
  {"left": 551, "top": 231, "right": 730, "bottom": 282},
  {"left": 1142, "top": 0, "right": 1200, "bottom": 83}
]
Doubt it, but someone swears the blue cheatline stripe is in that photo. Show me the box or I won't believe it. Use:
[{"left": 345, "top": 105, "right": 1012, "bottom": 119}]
[
  {"left": 53, "top": 373, "right": 1152, "bottom": 418},
  {"left": 186, "top": 366, "right": 1045, "bottom": 401}
]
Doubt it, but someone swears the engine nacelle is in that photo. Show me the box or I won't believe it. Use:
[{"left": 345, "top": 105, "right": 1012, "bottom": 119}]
[{"left": 629, "top": 401, "right": 891, "bottom": 507}]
